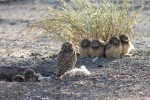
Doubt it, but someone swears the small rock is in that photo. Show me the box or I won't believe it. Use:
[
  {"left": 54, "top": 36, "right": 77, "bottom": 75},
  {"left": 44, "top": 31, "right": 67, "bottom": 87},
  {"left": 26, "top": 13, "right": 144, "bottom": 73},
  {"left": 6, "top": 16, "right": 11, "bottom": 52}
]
[
  {"left": 38, "top": 76, "right": 51, "bottom": 82},
  {"left": 35, "top": 96, "right": 41, "bottom": 99},
  {"left": 97, "top": 65, "right": 105, "bottom": 68},
  {"left": 146, "top": 65, "right": 150, "bottom": 67},
  {"left": 42, "top": 97, "right": 49, "bottom": 100},
  {"left": 139, "top": 92, "right": 144, "bottom": 95},
  {"left": 147, "top": 46, "right": 150, "bottom": 48},
  {"left": 51, "top": 54, "right": 57, "bottom": 59},
  {"left": 30, "top": 52, "right": 42, "bottom": 57},
  {"left": 10, "top": 22, "right": 17, "bottom": 25},
  {"left": 112, "top": 61, "right": 117, "bottom": 63},
  {"left": 20, "top": 55, "right": 24, "bottom": 58},
  {"left": 92, "top": 57, "right": 98, "bottom": 62}
]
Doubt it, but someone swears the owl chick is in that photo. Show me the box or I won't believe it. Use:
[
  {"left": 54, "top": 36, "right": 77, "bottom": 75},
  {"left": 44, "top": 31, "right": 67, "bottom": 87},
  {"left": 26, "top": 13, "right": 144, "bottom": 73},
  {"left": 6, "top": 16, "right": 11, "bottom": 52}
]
[
  {"left": 56, "top": 41, "right": 77, "bottom": 79},
  {"left": 23, "top": 69, "right": 36, "bottom": 82},
  {"left": 12, "top": 75, "right": 25, "bottom": 82},
  {"left": 105, "top": 36, "right": 122, "bottom": 58},
  {"left": 79, "top": 39, "right": 91, "bottom": 57},
  {"left": 90, "top": 39, "right": 105, "bottom": 58},
  {"left": 119, "top": 34, "right": 133, "bottom": 56}
]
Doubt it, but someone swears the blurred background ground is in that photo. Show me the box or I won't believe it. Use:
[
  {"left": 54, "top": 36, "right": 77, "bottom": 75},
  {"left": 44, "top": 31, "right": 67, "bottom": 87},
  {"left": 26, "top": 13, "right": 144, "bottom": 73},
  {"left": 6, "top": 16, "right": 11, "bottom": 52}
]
[
  {"left": 0, "top": 0, "right": 150, "bottom": 100},
  {"left": 0, "top": 0, "right": 149, "bottom": 60}
]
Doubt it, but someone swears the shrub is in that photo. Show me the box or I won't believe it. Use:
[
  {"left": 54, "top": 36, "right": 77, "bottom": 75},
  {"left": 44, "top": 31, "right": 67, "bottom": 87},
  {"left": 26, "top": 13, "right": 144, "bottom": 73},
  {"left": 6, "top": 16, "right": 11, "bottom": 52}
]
[{"left": 31, "top": 0, "right": 143, "bottom": 46}]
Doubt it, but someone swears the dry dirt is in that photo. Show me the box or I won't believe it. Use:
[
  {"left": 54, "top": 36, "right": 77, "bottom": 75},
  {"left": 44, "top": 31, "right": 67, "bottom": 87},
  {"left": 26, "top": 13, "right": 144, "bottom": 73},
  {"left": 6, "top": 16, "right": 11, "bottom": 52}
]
[{"left": 0, "top": 0, "right": 150, "bottom": 100}]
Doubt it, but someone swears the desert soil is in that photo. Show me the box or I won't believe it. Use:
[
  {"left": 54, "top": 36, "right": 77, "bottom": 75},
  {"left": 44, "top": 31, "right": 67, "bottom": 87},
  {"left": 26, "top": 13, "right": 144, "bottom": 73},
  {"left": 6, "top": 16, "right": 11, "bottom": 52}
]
[{"left": 0, "top": 0, "right": 150, "bottom": 100}]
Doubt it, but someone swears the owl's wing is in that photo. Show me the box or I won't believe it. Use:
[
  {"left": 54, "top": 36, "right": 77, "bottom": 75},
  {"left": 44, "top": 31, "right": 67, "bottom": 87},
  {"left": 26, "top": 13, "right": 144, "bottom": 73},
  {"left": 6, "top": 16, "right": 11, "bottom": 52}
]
[
  {"left": 105, "top": 43, "right": 111, "bottom": 50},
  {"left": 56, "top": 51, "right": 76, "bottom": 78}
]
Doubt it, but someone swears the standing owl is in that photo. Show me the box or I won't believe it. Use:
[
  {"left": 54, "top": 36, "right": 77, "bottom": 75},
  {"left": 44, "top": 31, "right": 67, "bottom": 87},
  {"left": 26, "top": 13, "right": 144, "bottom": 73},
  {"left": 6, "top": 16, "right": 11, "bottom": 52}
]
[
  {"left": 79, "top": 38, "right": 91, "bottom": 57},
  {"left": 90, "top": 39, "right": 105, "bottom": 58},
  {"left": 56, "top": 41, "right": 77, "bottom": 79},
  {"left": 105, "top": 36, "right": 122, "bottom": 58},
  {"left": 119, "top": 34, "right": 133, "bottom": 56}
]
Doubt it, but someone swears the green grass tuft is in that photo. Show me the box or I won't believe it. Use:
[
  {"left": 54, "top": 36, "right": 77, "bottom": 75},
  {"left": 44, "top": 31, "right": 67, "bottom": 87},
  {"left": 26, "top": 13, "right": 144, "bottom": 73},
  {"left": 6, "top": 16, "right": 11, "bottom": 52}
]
[{"left": 31, "top": 0, "right": 143, "bottom": 46}]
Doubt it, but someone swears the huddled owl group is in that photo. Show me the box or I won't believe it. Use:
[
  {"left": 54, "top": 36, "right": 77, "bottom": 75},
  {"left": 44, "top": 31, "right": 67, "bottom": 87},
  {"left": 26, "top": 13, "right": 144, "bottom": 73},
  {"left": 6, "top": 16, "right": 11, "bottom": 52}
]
[
  {"left": 55, "top": 34, "right": 134, "bottom": 79},
  {"left": 79, "top": 34, "right": 133, "bottom": 58},
  {"left": 12, "top": 34, "right": 134, "bottom": 81},
  {"left": 12, "top": 69, "right": 41, "bottom": 82}
]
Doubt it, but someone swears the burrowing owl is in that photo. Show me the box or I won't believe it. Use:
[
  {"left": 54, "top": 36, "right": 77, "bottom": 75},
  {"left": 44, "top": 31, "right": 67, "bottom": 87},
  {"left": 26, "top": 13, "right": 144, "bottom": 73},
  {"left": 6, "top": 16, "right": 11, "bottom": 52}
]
[
  {"left": 119, "top": 34, "right": 132, "bottom": 56},
  {"left": 105, "top": 36, "right": 122, "bottom": 58},
  {"left": 12, "top": 75, "right": 25, "bottom": 82},
  {"left": 90, "top": 39, "right": 105, "bottom": 58},
  {"left": 23, "top": 69, "right": 36, "bottom": 82},
  {"left": 79, "top": 38, "right": 91, "bottom": 57},
  {"left": 56, "top": 41, "right": 77, "bottom": 79}
]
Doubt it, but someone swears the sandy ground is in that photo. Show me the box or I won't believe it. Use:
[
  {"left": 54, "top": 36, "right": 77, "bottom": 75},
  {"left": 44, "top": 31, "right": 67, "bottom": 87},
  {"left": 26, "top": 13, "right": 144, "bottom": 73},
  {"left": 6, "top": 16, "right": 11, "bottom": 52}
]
[{"left": 0, "top": 0, "right": 150, "bottom": 100}]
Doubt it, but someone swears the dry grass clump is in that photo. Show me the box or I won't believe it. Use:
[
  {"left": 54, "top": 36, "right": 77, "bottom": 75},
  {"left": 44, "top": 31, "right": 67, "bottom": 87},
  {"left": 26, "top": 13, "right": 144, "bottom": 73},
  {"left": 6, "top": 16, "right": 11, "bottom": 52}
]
[{"left": 31, "top": 0, "right": 143, "bottom": 46}]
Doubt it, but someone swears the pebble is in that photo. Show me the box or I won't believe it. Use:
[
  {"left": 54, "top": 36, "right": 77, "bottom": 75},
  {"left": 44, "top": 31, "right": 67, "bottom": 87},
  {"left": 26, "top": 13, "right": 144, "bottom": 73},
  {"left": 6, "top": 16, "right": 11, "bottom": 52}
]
[
  {"left": 146, "top": 65, "right": 150, "bottom": 67},
  {"left": 97, "top": 65, "right": 105, "bottom": 68}
]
